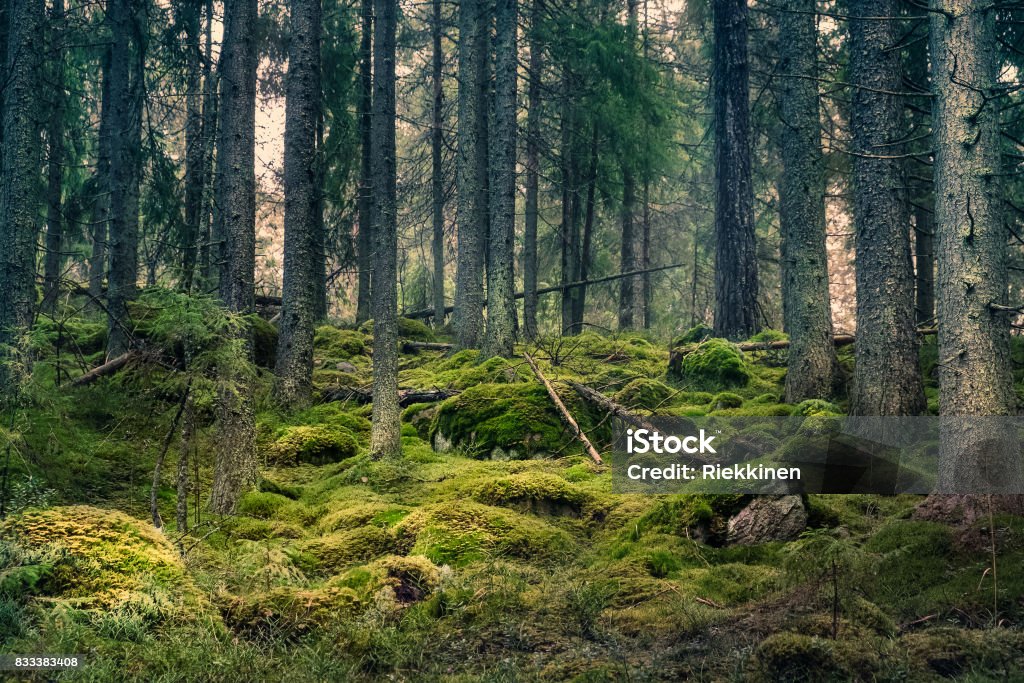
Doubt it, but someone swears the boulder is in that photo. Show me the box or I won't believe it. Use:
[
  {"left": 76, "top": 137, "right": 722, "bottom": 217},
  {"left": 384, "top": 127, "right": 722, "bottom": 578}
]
[{"left": 727, "top": 495, "right": 807, "bottom": 545}]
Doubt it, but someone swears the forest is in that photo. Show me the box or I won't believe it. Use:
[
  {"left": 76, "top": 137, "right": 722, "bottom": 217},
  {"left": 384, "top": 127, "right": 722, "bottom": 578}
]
[{"left": 1, "top": 0, "right": 1024, "bottom": 678}]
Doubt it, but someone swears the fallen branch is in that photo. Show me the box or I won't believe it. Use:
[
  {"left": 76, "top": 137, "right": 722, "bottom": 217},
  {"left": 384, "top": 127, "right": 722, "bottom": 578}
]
[
  {"left": 402, "top": 341, "right": 454, "bottom": 352},
  {"left": 403, "top": 263, "right": 686, "bottom": 320},
  {"left": 323, "top": 386, "right": 457, "bottom": 406},
  {"left": 569, "top": 381, "right": 711, "bottom": 465},
  {"left": 68, "top": 351, "right": 139, "bottom": 387},
  {"left": 523, "top": 352, "right": 603, "bottom": 465}
]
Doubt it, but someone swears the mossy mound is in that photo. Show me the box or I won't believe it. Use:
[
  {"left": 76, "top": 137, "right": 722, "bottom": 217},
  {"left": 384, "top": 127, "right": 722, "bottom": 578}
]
[
  {"left": 614, "top": 378, "right": 676, "bottom": 410},
  {"left": 671, "top": 324, "right": 714, "bottom": 347},
  {"left": 267, "top": 425, "right": 359, "bottom": 466},
  {"left": 793, "top": 399, "right": 842, "bottom": 417},
  {"left": 220, "top": 586, "right": 361, "bottom": 641},
  {"left": 711, "top": 392, "right": 743, "bottom": 409},
  {"left": 401, "top": 402, "right": 439, "bottom": 440},
  {"left": 235, "top": 491, "right": 298, "bottom": 519},
  {"left": 0, "top": 506, "right": 196, "bottom": 612},
  {"left": 636, "top": 495, "right": 750, "bottom": 545},
  {"left": 313, "top": 325, "right": 369, "bottom": 361},
  {"left": 394, "top": 501, "right": 575, "bottom": 566},
  {"left": 403, "top": 350, "right": 524, "bottom": 390},
  {"left": 900, "top": 627, "right": 1024, "bottom": 678},
  {"left": 669, "top": 339, "right": 751, "bottom": 391},
  {"left": 747, "top": 329, "right": 788, "bottom": 343},
  {"left": 221, "top": 516, "right": 304, "bottom": 541},
  {"left": 430, "top": 383, "right": 599, "bottom": 459},
  {"left": 296, "top": 526, "right": 397, "bottom": 573},
  {"left": 474, "top": 473, "right": 591, "bottom": 517},
  {"left": 318, "top": 502, "right": 411, "bottom": 533},
  {"left": 366, "top": 554, "right": 443, "bottom": 604},
  {"left": 358, "top": 317, "right": 436, "bottom": 342},
  {"left": 750, "top": 632, "right": 866, "bottom": 682}
]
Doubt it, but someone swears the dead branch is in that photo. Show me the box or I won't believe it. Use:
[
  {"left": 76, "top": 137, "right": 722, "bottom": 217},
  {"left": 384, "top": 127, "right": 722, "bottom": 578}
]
[
  {"left": 322, "top": 386, "right": 458, "bottom": 406},
  {"left": 523, "top": 352, "right": 603, "bottom": 465},
  {"left": 67, "top": 351, "right": 139, "bottom": 387}
]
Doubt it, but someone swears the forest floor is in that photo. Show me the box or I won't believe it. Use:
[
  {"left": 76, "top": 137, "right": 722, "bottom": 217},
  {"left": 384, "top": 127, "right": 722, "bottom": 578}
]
[{"left": 2, "top": 298, "right": 1024, "bottom": 681}]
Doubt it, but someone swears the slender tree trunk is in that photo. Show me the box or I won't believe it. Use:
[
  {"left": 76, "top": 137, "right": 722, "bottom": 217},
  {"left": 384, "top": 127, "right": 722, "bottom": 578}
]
[
  {"left": 559, "top": 84, "right": 581, "bottom": 335},
  {"left": 175, "top": 400, "right": 193, "bottom": 531},
  {"left": 312, "top": 114, "right": 327, "bottom": 319},
  {"left": 484, "top": 0, "right": 518, "bottom": 357},
  {"left": 776, "top": 0, "right": 839, "bottom": 402},
  {"left": 431, "top": 0, "right": 446, "bottom": 328},
  {"left": 573, "top": 133, "right": 598, "bottom": 329},
  {"left": 915, "top": 205, "right": 935, "bottom": 325},
  {"left": 42, "top": 0, "right": 66, "bottom": 312},
  {"left": 355, "top": 0, "right": 373, "bottom": 324},
  {"left": 197, "top": 0, "right": 217, "bottom": 289},
  {"left": 523, "top": 0, "right": 542, "bottom": 339},
  {"left": 453, "top": 0, "right": 488, "bottom": 348},
  {"left": 931, "top": 0, "right": 1015, "bottom": 489},
  {"left": 105, "top": 0, "right": 143, "bottom": 359},
  {"left": 89, "top": 52, "right": 112, "bottom": 301},
  {"left": 275, "top": 0, "right": 322, "bottom": 406},
  {"left": 642, "top": 177, "right": 651, "bottom": 328},
  {"left": 712, "top": 0, "right": 759, "bottom": 339},
  {"left": 180, "top": 0, "right": 204, "bottom": 292},
  {"left": 370, "top": 0, "right": 400, "bottom": 459},
  {"left": 848, "top": 0, "right": 925, "bottom": 416},
  {"left": 0, "top": 0, "right": 43, "bottom": 404},
  {"left": 211, "top": 0, "right": 259, "bottom": 514},
  {"left": 619, "top": 168, "right": 636, "bottom": 330}
]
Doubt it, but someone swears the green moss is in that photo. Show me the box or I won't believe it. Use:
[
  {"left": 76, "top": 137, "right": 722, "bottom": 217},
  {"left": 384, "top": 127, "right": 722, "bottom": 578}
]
[
  {"left": 751, "top": 633, "right": 845, "bottom": 682},
  {"left": 221, "top": 586, "right": 361, "bottom": 640},
  {"left": 268, "top": 425, "right": 358, "bottom": 466},
  {"left": 401, "top": 402, "right": 438, "bottom": 440},
  {"left": 793, "top": 399, "right": 842, "bottom": 417},
  {"left": 747, "top": 329, "right": 788, "bottom": 343},
  {"left": 0, "top": 506, "right": 197, "bottom": 612},
  {"left": 236, "top": 491, "right": 295, "bottom": 519},
  {"left": 711, "top": 392, "right": 743, "bottom": 409},
  {"left": 430, "top": 383, "right": 601, "bottom": 459},
  {"left": 394, "top": 501, "right": 575, "bottom": 566},
  {"left": 614, "top": 378, "right": 675, "bottom": 410},
  {"left": 319, "top": 503, "right": 411, "bottom": 533},
  {"left": 670, "top": 339, "right": 751, "bottom": 391},
  {"left": 257, "top": 477, "right": 301, "bottom": 500},
  {"left": 297, "top": 526, "right": 396, "bottom": 573},
  {"left": 358, "top": 317, "right": 436, "bottom": 342},
  {"left": 368, "top": 555, "right": 442, "bottom": 603},
  {"left": 900, "top": 627, "right": 1024, "bottom": 678},
  {"left": 294, "top": 403, "right": 372, "bottom": 439},
  {"left": 635, "top": 495, "right": 749, "bottom": 545},
  {"left": 474, "top": 473, "right": 590, "bottom": 517},
  {"left": 671, "top": 324, "right": 713, "bottom": 347},
  {"left": 222, "top": 517, "right": 303, "bottom": 541},
  {"left": 313, "top": 326, "right": 368, "bottom": 360}
]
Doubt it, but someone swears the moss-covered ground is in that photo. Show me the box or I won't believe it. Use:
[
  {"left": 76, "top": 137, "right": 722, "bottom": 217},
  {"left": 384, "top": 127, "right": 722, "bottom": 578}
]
[{"left": 1, "top": 314, "right": 1023, "bottom": 681}]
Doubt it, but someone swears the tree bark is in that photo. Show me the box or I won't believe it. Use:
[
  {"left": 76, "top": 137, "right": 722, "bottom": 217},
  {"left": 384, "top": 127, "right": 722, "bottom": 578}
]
[
  {"left": 619, "top": 168, "right": 637, "bottom": 330},
  {"left": 370, "top": 0, "right": 401, "bottom": 459},
  {"left": 523, "top": 0, "right": 542, "bottom": 339},
  {"left": 848, "top": 0, "right": 926, "bottom": 416},
  {"left": 275, "top": 0, "right": 322, "bottom": 406},
  {"left": 484, "top": 0, "right": 518, "bottom": 357},
  {"left": 0, "top": 0, "right": 43, "bottom": 403},
  {"left": 197, "top": 0, "right": 217, "bottom": 289},
  {"left": 355, "top": 0, "right": 373, "bottom": 324},
  {"left": 105, "top": 0, "right": 144, "bottom": 359},
  {"left": 180, "top": 0, "right": 204, "bottom": 293},
  {"left": 931, "top": 0, "right": 1016, "bottom": 489},
  {"left": 559, "top": 86, "right": 582, "bottom": 336},
  {"left": 41, "top": 0, "right": 66, "bottom": 312},
  {"left": 776, "top": 0, "right": 839, "bottom": 402},
  {"left": 712, "top": 0, "right": 759, "bottom": 340},
  {"left": 914, "top": 204, "right": 935, "bottom": 325},
  {"left": 573, "top": 133, "right": 598, "bottom": 330},
  {"left": 211, "top": 0, "right": 259, "bottom": 514},
  {"left": 89, "top": 52, "right": 112, "bottom": 301},
  {"left": 453, "top": 0, "right": 489, "bottom": 349},
  {"left": 430, "top": 0, "right": 446, "bottom": 329}
]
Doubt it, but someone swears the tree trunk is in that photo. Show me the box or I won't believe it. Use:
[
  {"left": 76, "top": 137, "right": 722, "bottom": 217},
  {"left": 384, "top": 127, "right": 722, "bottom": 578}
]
[
  {"left": 180, "top": 0, "right": 204, "bottom": 293},
  {"left": 355, "top": 0, "right": 373, "bottom": 324},
  {"left": 89, "top": 52, "right": 112, "bottom": 301},
  {"left": 914, "top": 205, "right": 935, "bottom": 325},
  {"left": 573, "top": 133, "right": 598, "bottom": 330},
  {"left": 560, "top": 85, "right": 582, "bottom": 336},
  {"left": 712, "top": 0, "right": 758, "bottom": 340},
  {"left": 931, "top": 0, "right": 1015, "bottom": 489},
  {"left": 453, "top": 0, "right": 489, "bottom": 349},
  {"left": 776, "top": 0, "right": 839, "bottom": 402},
  {"left": 642, "top": 177, "right": 651, "bottom": 328},
  {"left": 105, "top": 0, "right": 143, "bottom": 359},
  {"left": 211, "top": 0, "right": 259, "bottom": 514},
  {"left": 430, "top": 0, "right": 446, "bottom": 329},
  {"left": 41, "top": 0, "right": 66, "bottom": 311},
  {"left": 619, "top": 168, "right": 636, "bottom": 330},
  {"left": 523, "top": 0, "right": 542, "bottom": 339},
  {"left": 848, "top": 0, "right": 925, "bottom": 416},
  {"left": 370, "top": 0, "right": 401, "bottom": 459},
  {"left": 0, "top": 0, "right": 43, "bottom": 403},
  {"left": 197, "top": 0, "right": 217, "bottom": 289},
  {"left": 275, "top": 0, "right": 322, "bottom": 406},
  {"left": 484, "top": 0, "right": 518, "bottom": 357}
]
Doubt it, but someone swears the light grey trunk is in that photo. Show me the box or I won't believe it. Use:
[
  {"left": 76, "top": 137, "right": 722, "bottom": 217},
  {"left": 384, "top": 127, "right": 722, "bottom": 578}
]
[
  {"left": 776, "top": 0, "right": 839, "bottom": 402},
  {"left": 484, "top": 0, "right": 517, "bottom": 357},
  {"left": 0, "top": 0, "right": 43, "bottom": 404},
  {"left": 847, "top": 0, "right": 925, "bottom": 416},
  {"left": 931, "top": 0, "right": 1016, "bottom": 490},
  {"left": 355, "top": 0, "right": 373, "bottom": 324},
  {"left": 180, "top": 0, "right": 204, "bottom": 292},
  {"left": 275, "top": 0, "right": 322, "bottom": 406},
  {"left": 431, "top": 0, "right": 446, "bottom": 328},
  {"left": 522, "top": 0, "right": 542, "bottom": 339},
  {"left": 370, "top": 0, "right": 401, "bottom": 459},
  {"left": 88, "top": 52, "right": 112, "bottom": 301}
]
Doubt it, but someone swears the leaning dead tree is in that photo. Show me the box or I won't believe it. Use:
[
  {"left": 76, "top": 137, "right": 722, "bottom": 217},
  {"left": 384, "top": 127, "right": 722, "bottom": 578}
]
[{"left": 524, "top": 353, "right": 604, "bottom": 465}]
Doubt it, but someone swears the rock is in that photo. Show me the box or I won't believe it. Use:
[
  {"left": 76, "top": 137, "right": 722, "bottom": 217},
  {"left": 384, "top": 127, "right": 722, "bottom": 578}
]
[
  {"left": 433, "top": 430, "right": 453, "bottom": 452},
  {"left": 727, "top": 495, "right": 807, "bottom": 545},
  {"left": 335, "top": 361, "right": 357, "bottom": 373}
]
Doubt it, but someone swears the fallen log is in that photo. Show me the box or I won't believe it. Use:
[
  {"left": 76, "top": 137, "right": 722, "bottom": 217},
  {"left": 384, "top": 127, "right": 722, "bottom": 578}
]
[
  {"left": 523, "top": 352, "right": 604, "bottom": 465},
  {"left": 568, "top": 381, "right": 711, "bottom": 466},
  {"left": 322, "top": 386, "right": 458, "bottom": 406},
  {"left": 68, "top": 351, "right": 139, "bottom": 387},
  {"left": 402, "top": 341, "right": 454, "bottom": 352},
  {"left": 403, "top": 263, "right": 686, "bottom": 320}
]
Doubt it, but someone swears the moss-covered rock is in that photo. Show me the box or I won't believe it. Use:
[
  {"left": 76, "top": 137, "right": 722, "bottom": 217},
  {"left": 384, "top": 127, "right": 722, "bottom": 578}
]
[
  {"left": 401, "top": 402, "right": 439, "bottom": 440},
  {"left": 394, "top": 501, "right": 574, "bottom": 566},
  {"left": 671, "top": 324, "right": 714, "bottom": 347},
  {"left": 235, "top": 491, "right": 296, "bottom": 519},
  {"left": 474, "top": 473, "right": 590, "bottom": 517},
  {"left": 615, "top": 378, "right": 676, "bottom": 410},
  {"left": 0, "top": 506, "right": 197, "bottom": 613},
  {"left": 222, "top": 516, "right": 304, "bottom": 541},
  {"left": 268, "top": 425, "right": 358, "bottom": 466},
  {"left": 430, "top": 383, "right": 600, "bottom": 459},
  {"left": 313, "top": 325, "right": 368, "bottom": 361},
  {"left": 793, "top": 399, "right": 842, "bottom": 417},
  {"left": 297, "top": 526, "right": 397, "bottom": 573},
  {"left": 636, "top": 495, "right": 750, "bottom": 545},
  {"left": 669, "top": 339, "right": 751, "bottom": 390},
  {"left": 711, "top": 392, "right": 743, "bottom": 410},
  {"left": 750, "top": 633, "right": 845, "bottom": 682},
  {"left": 318, "top": 502, "right": 410, "bottom": 533},
  {"left": 368, "top": 554, "right": 442, "bottom": 603},
  {"left": 220, "top": 586, "right": 361, "bottom": 640},
  {"left": 358, "top": 317, "right": 436, "bottom": 342}
]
